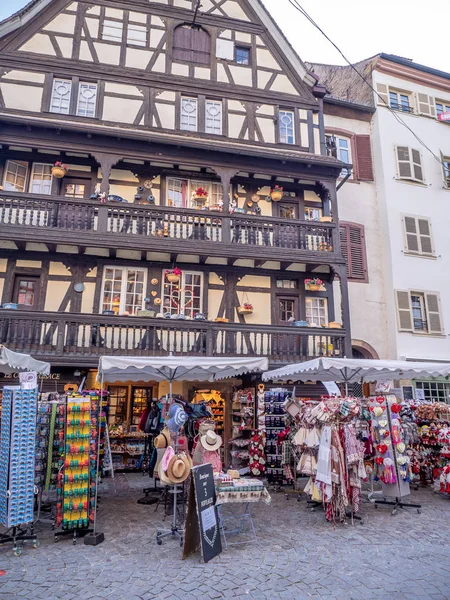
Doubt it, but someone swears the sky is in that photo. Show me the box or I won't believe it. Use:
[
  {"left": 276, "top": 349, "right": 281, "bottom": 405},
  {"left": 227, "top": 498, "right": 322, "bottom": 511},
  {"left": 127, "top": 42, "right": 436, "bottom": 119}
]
[{"left": 0, "top": 0, "right": 447, "bottom": 73}]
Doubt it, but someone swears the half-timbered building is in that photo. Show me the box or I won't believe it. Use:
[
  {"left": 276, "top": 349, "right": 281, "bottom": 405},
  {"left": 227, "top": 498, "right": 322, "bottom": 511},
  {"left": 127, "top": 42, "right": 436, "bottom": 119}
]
[{"left": 0, "top": 0, "right": 351, "bottom": 429}]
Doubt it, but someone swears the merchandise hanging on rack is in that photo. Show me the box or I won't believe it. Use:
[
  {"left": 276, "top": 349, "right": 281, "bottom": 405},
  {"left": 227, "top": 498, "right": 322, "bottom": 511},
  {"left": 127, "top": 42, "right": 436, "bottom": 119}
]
[
  {"left": 0, "top": 386, "right": 39, "bottom": 554},
  {"left": 264, "top": 388, "right": 292, "bottom": 487},
  {"left": 230, "top": 388, "right": 255, "bottom": 474}
]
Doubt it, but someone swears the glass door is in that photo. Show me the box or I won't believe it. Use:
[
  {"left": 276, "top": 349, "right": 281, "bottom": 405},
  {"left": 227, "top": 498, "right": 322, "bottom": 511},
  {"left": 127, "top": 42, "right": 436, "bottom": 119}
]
[
  {"left": 131, "top": 387, "right": 153, "bottom": 426},
  {"left": 108, "top": 386, "right": 128, "bottom": 426}
]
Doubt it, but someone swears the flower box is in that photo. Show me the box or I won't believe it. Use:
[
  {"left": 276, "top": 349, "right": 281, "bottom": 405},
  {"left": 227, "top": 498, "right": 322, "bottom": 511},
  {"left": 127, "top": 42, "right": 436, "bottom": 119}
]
[
  {"left": 52, "top": 166, "right": 66, "bottom": 179},
  {"left": 136, "top": 310, "right": 156, "bottom": 317},
  {"left": 215, "top": 317, "right": 229, "bottom": 323}
]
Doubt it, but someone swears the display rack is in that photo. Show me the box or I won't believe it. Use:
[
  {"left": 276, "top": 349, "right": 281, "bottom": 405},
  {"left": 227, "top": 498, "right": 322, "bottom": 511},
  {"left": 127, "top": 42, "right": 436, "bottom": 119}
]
[
  {"left": 264, "top": 388, "right": 291, "bottom": 487},
  {"left": 110, "top": 432, "right": 149, "bottom": 471},
  {"left": 0, "top": 387, "right": 39, "bottom": 555},
  {"left": 230, "top": 388, "right": 255, "bottom": 473}
]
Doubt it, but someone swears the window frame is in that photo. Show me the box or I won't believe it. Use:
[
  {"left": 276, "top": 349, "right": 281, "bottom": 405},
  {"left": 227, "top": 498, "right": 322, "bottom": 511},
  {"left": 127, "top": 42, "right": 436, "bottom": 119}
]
[
  {"left": 162, "top": 270, "right": 204, "bottom": 318},
  {"left": 126, "top": 22, "right": 148, "bottom": 47},
  {"left": 166, "top": 177, "right": 222, "bottom": 209},
  {"left": 436, "top": 100, "right": 450, "bottom": 119},
  {"left": 29, "top": 163, "right": 53, "bottom": 195},
  {"left": 101, "top": 18, "right": 124, "bottom": 43},
  {"left": 48, "top": 77, "right": 98, "bottom": 119},
  {"left": 3, "top": 160, "right": 28, "bottom": 193},
  {"left": 402, "top": 214, "right": 435, "bottom": 257},
  {"left": 389, "top": 89, "right": 413, "bottom": 113},
  {"left": 305, "top": 296, "right": 328, "bottom": 327},
  {"left": 395, "top": 146, "right": 424, "bottom": 184},
  {"left": 410, "top": 292, "right": 428, "bottom": 332},
  {"left": 395, "top": 289, "right": 444, "bottom": 335},
  {"left": 76, "top": 81, "right": 98, "bottom": 118},
  {"left": 205, "top": 99, "right": 223, "bottom": 135},
  {"left": 235, "top": 45, "right": 251, "bottom": 66},
  {"left": 49, "top": 78, "right": 72, "bottom": 115},
  {"left": 180, "top": 97, "right": 198, "bottom": 132},
  {"left": 100, "top": 266, "right": 147, "bottom": 316},
  {"left": 278, "top": 109, "right": 295, "bottom": 145}
]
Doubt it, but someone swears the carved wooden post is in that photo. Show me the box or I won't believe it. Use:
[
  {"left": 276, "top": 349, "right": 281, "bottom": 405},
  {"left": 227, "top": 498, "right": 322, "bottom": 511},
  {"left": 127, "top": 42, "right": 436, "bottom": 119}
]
[
  {"left": 93, "top": 153, "right": 120, "bottom": 233},
  {"left": 213, "top": 167, "right": 238, "bottom": 245},
  {"left": 317, "top": 181, "right": 339, "bottom": 252},
  {"left": 333, "top": 265, "right": 352, "bottom": 358}
]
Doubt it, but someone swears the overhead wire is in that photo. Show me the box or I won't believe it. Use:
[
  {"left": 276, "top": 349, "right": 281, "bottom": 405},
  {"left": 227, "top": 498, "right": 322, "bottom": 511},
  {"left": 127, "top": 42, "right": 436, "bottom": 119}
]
[{"left": 286, "top": 0, "right": 442, "bottom": 165}]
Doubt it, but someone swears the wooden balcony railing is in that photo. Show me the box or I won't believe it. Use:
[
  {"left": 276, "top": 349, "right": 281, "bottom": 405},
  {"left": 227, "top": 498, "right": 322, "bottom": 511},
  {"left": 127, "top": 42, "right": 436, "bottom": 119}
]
[
  {"left": 0, "top": 310, "right": 346, "bottom": 366},
  {"left": 0, "top": 192, "right": 338, "bottom": 261}
]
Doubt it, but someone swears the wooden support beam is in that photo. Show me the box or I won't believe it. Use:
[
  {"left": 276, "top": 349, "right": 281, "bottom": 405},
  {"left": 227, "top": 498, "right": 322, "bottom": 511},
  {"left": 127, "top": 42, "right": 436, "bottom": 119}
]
[
  {"left": 280, "top": 262, "right": 292, "bottom": 271},
  {"left": 78, "top": 246, "right": 86, "bottom": 255},
  {"left": 254, "top": 260, "right": 266, "bottom": 268},
  {"left": 109, "top": 248, "right": 116, "bottom": 259},
  {"left": 46, "top": 243, "right": 57, "bottom": 254},
  {"left": 199, "top": 256, "right": 208, "bottom": 264},
  {"left": 15, "top": 241, "right": 26, "bottom": 251}
]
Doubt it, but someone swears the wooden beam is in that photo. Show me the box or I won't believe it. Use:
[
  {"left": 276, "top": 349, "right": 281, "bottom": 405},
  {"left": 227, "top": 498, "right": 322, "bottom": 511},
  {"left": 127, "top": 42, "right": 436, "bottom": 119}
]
[
  {"left": 254, "top": 260, "right": 266, "bottom": 268},
  {"left": 199, "top": 256, "right": 208, "bottom": 264},
  {"left": 47, "top": 243, "right": 57, "bottom": 253},
  {"left": 280, "top": 262, "right": 292, "bottom": 271},
  {"left": 15, "top": 241, "right": 26, "bottom": 251},
  {"left": 78, "top": 246, "right": 86, "bottom": 255},
  {"left": 170, "top": 253, "right": 177, "bottom": 264},
  {"left": 109, "top": 248, "right": 116, "bottom": 259}
]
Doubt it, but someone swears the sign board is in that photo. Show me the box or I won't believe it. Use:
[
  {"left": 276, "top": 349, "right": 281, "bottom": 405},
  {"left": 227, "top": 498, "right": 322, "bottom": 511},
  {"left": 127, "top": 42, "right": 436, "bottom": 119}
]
[
  {"left": 438, "top": 112, "right": 450, "bottom": 122},
  {"left": 182, "top": 463, "right": 222, "bottom": 563},
  {"left": 375, "top": 380, "right": 393, "bottom": 394},
  {"left": 415, "top": 388, "right": 425, "bottom": 401},
  {"left": 19, "top": 371, "right": 37, "bottom": 390},
  {"left": 322, "top": 381, "right": 341, "bottom": 396}
]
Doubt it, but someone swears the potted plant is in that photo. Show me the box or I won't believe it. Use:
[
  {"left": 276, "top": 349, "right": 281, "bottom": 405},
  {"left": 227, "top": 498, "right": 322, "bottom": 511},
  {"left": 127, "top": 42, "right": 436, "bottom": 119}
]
[
  {"left": 237, "top": 302, "right": 253, "bottom": 315},
  {"left": 192, "top": 187, "right": 209, "bottom": 208},
  {"left": 270, "top": 185, "right": 283, "bottom": 201},
  {"left": 165, "top": 267, "right": 181, "bottom": 284},
  {"left": 305, "top": 277, "right": 323, "bottom": 292},
  {"left": 51, "top": 161, "right": 68, "bottom": 179}
]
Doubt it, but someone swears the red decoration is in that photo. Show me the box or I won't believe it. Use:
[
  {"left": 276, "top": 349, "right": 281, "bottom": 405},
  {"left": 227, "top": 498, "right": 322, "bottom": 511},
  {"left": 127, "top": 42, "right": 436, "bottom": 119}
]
[
  {"left": 391, "top": 403, "right": 402, "bottom": 413},
  {"left": 376, "top": 443, "right": 388, "bottom": 454},
  {"left": 248, "top": 431, "right": 266, "bottom": 477}
]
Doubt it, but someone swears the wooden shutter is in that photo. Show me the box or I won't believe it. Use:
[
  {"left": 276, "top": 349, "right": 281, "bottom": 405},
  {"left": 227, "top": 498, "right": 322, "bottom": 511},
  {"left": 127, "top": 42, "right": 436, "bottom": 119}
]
[
  {"left": 355, "top": 135, "right": 374, "bottom": 181},
  {"left": 425, "top": 293, "right": 444, "bottom": 334},
  {"left": 417, "top": 93, "right": 436, "bottom": 117},
  {"left": 396, "top": 146, "right": 412, "bottom": 179},
  {"left": 191, "top": 28, "right": 211, "bottom": 65},
  {"left": 411, "top": 149, "right": 423, "bottom": 182},
  {"left": 395, "top": 291, "right": 413, "bottom": 331},
  {"left": 376, "top": 83, "right": 389, "bottom": 106},
  {"left": 417, "top": 218, "right": 433, "bottom": 254},
  {"left": 340, "top": 222, "right": 368, "bottom": 281},
  {"left": 403, "top": 216, "right": 420, "bottom": 253},
  {"left": 173, "top": 26, "right": 194, "bottom": 62}
]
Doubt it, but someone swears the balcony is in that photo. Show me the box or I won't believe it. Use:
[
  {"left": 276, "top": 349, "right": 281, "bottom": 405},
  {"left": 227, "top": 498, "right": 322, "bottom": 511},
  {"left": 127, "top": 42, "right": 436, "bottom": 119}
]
[
  {"left": 0, "top": 192, "right": 340, "bottom": 264},
  {"left": 0, "top": 310, "right": 346, "bottom": 367}
]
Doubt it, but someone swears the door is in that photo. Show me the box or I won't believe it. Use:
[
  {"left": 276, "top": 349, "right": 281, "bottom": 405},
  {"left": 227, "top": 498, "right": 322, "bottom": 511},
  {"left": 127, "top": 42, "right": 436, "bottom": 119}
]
[
  {"left": 131, "top": 387, "right": 153, "bottom": 426},
  {"left": 12, "top": 275, "right": 40, "bottom": 310},
  {"left": 63, "top": 178, "right": 90, "bottom": 199}
]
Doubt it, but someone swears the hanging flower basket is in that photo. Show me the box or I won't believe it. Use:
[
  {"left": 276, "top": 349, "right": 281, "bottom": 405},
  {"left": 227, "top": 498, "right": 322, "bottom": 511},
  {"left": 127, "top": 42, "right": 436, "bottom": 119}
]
[
  {"left": 215, "top": 317, "right": 229, "bottom": 323},
  {"left": 305, "top": 278, "right": 323, "bottom": 292},
  {"left": 237, "top": 303, "right": 253, "bottom": 315},
  {"left": 270, "top": 185, "right": 283, "bottom": 201},
  {"left": 52, "top": 161, "right": 67, "bottom": 179},
  {"left": 165, "top": 267, "right": 181, "bottom": 284}
]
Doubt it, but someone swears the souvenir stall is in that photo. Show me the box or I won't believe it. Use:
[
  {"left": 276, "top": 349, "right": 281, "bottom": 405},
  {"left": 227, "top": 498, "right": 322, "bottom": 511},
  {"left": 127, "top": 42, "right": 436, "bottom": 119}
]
[
  {"left": 97, "top": 355, "right": 268, "bottom": 547},
  {"left": 0, "top": 347, "right": 50, "bottom": 555}
]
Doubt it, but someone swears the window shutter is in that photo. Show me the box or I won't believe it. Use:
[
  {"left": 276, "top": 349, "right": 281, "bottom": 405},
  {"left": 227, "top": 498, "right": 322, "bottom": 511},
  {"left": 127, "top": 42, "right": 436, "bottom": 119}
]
[
  {"left": 440, "top": 150, "right": 450, "bottom": 188},
  {"left": 340, "top": 222, "right": 367, "bottom": 281},
  {"left": 376, "top": 83, "right": 389, "bottom": 106},
  {"left": 216, "top": 39, "right": 234, "bottom": 60},
  {"left": 395, "top": 291, "right": 413, "bottom": 331},
  {"left": 191, "top": 28, "right": 211, "bottom": 64},
  {"left": 425, "top": 293, "right": 444, "bottom": 334},
  {"left": 173, "top": 26, "right": 194, "bottom": 62},
  {"left": 417, "top": 218, "right": 433, "bottom": 255},
  {"left": 355, "top": 135, "right": 374, "bottom": 181},
  {"left": 411, "top": 149, "right": 423, "bottom": 182},
  {"left": 396, "top": 146, "right": 412, "bottom": 179},
  {"left": 403, "top": 216, "right": 419, "bottom": 253},
  {"left": 417, "top": 93, "right": 436, "bottom": 118}
]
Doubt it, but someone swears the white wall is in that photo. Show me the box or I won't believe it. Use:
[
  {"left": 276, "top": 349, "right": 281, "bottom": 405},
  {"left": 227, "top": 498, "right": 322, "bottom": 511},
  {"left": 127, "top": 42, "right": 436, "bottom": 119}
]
[{"left": 372, "top": 69, "right": 450, "bottom": 361}]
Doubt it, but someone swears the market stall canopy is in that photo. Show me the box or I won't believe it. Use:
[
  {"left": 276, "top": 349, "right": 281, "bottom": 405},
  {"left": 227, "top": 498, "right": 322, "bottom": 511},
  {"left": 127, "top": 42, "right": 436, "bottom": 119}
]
[
  {"left": 262, "top": 357, "right": 450, "bottom": 384},
  {"left": 98, "top": 355, "right": 268, "bottom": 383},
  {"left": 0, "top": 346, "right": 50, "bottom": 375}
]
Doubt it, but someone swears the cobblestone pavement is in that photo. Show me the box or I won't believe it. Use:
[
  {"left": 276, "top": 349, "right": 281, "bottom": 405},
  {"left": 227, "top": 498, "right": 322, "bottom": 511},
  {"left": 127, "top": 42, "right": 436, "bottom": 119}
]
[{"left": 1, "top": 474, "right": 450, "bottom": 600}]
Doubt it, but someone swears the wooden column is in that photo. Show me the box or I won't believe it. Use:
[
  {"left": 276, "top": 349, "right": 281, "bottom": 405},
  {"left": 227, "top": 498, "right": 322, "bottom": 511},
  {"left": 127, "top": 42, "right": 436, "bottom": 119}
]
[
  {"left": 213, "top": 167, "right": 238, "bottom": 244},
  {"left": 93, "top": 153, "right": 121, "bottom": 195},
  {"left": 333, "top": 264, "right": 352, "bottom": 358}
]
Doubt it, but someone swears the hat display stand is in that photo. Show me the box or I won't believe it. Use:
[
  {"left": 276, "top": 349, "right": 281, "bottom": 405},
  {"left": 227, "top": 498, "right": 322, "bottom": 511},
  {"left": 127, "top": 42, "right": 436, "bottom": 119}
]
[
  {"left": 156, "top": 381, "right": 185, "bottom": 547},
  {"left": 371, "top": 395, "right": 422, "bottom": 515}
]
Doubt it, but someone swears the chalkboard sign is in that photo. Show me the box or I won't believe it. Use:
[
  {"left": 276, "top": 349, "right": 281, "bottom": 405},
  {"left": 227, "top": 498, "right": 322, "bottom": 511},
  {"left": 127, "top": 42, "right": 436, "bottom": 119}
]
[{"left": 182, "top": 463, "right": 222, "bottom": 563}]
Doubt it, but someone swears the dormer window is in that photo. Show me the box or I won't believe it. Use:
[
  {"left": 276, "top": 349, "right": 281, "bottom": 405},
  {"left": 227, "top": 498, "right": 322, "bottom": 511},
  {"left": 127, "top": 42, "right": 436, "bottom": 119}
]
[{"left": 173, "top": 25, "right": 211, "bottom": 65}]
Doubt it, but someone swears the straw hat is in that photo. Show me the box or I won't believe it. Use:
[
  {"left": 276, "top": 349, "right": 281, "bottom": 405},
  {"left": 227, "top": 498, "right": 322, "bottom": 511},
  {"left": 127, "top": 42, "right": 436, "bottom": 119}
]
[
  {"left": 200, "top": 430, "right": 222, "bottom": 451},
  {"left": 166, "top": 452, "right": 192, "bottom": 484},
  {"left": 158, "top": 460, "right": 173, "bottom": 485},
  {"left": 154, "top": 427, "right": 170, "bottom": 449}
]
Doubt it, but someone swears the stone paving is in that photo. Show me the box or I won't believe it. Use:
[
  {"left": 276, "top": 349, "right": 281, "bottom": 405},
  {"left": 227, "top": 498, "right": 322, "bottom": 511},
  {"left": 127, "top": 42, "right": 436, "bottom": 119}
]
[{"left": 1, "top": 474, "right": 450, "bottom": 599}]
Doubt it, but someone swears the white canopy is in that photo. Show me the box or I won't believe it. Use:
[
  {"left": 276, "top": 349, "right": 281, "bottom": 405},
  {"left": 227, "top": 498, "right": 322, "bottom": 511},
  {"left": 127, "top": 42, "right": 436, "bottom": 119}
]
[
  {"left": 262, "top": 357, "right": 450, "bottom": 384},
  {"left": 0, "top": 346, "right": 50, "bottom": 375},
  {"left": 98, "top": 355, "right": 268, "bottom": 383}
]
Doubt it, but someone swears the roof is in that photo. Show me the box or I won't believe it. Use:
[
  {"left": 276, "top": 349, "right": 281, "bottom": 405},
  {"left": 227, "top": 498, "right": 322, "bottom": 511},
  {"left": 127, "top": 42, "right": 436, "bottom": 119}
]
[
  {"left": 379, "top": 53, "right": 450, "bottom": 82},
  {"left": 0, "top": 0, "right": 53, "bottom": 38}
]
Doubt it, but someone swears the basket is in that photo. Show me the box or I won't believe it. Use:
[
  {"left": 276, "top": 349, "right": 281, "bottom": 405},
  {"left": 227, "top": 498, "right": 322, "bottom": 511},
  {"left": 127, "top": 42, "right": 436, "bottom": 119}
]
[
  {"left": 166, "top": 273, "right": 180, "bottom": 284},
  {"left": 328, "top": 321, "right": 342, "bottom": 329},
  {"left": 307, "top": 283, "right": 321, "bottom": 292},
  {"left": 270, "top": 191, "right": 283, "bottom": 201},
  {"left": 319, "top": 216, "right": 333, "bottom": 222},
  {"left": 237, "top": 307, "right": 253, "bottom": 315},
  {"left": 215, "top": 317, "right": 229, "bottom": 323},
  {"left": 51, "top": 166, "right": 66, "bottom": 179}
]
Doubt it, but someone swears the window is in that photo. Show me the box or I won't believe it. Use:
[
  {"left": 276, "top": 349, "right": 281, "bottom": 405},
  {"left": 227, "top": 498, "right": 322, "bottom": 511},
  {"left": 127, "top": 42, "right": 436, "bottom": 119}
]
[
  {"left": 101, "top": 267, "right": 146, "bottom": 316},
  {"left": 276, "top": 280, "right": 298, "bottom": 289},
  {"left": 416, "top": 381, "right": 450, "bottom": 403},
  {"left": 173, "top": 25, "right": 211, "bottom": 64},
  {"left": 13, "top": 276, "right": 40, "bottom": 309},
  {"left": 3, "top": 160, "right": 28, "bottom": 192},
  {"left": 279, "top": 110, "right": 295, "bottom": 144},
  {"left": 181, "top": 97, "right": 198, "bottom": 132},
  {"left": 389, "top": 90, "right": 412, "bottom": 113},
  {"left": 49, "top": 78, "right": 97, "bottom": 118},
  {"left": 235, "top": 46, "right": 250, "bottom": 65},
  {"left": 205, "top": 100, "right": 222, "bottom": 135},
  {"left": 325, "top": 134, "right": 352, "bottom": 176},
  {"left": 279, "top": 298, "right": 296, "bottom": 322},
  {"left": 304, "top": 207, "right": 322, "bottom": 221},
  {"left": 403, "top": 215, "right": 434, "bottom": 256},
  {"left": 339, "top": 222, "right": 368, "bottom": 281},
  {"left": 163, "top": 271, "right": 203, "bottom": 319},
  {"left": 29, "top": 163, "right": 52, "bottom": 195},
  {"left": 167, "top": 178, "right": 222, "bottom": 209},
  {"left": 279, "top": 204, "right": 297, "bottom": 219},
  {"left": 107, "top": 386, "right": 128, "bottom": 426},
  {"left": 305, "top": 297, "right": 328, "bottom": 327},
  {"left": 441, "top": 153, "right": 450, "bottom": 187},
  {"left": 102, "top": 19, "right": 123, "bottom": 42},
  {"left": 395, "top": 146, "right": 424, "bottom": 183},
  {"left": 436, "top": 101, "right": 450, "bottom": 118},
  {"left": 77, "top": 82, "right": 97, "bottom": 118},
  {"left": 395, "top": 290, "right": 444, "bottom": 334},
  {"left": 127, "top": 23, "right": 147, "bottom": 47},
  {"left": 50, "top": 79, "right": 72, "bottom": 114}
]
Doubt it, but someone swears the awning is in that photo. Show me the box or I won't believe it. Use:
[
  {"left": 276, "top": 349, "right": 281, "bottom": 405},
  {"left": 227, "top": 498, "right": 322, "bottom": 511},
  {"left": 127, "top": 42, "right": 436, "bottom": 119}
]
[
  {"left": 0, "top": 346, "right": 50, "bottom": 375},
  {"left": 98, "top": 355, "right": 268, "bottom": 383}
]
